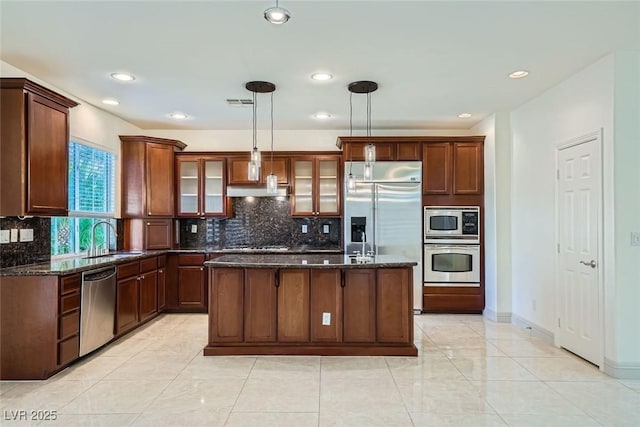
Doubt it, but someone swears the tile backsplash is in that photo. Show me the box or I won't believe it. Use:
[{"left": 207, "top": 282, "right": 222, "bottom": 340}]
[
  {"left": 0, "top": 217, "right": 51, "bottom": 268},
  {"left": 180, "top": 197, "right": 341, "bottom": 249}
]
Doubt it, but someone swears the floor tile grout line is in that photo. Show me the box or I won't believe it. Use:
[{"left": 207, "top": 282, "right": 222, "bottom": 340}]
[
  {"left": 222, "top": 356, "right": 258, "bottom": 426},
  {"left": 384, "top": 356, "right": 416, "bottom": 427}
]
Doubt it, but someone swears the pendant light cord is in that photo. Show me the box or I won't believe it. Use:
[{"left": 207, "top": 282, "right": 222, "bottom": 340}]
[
  {"left": 367, "top": 92, "right": 371, "bottom": 138},
  {"left": 348, "top": 91, "right": 353, "bottom": 175},
  {"left": 270, "top": 92, "right": 274, "bottom": 174},
  {"left": 252, "top": 91, "right": 257, "bottom": 150}
]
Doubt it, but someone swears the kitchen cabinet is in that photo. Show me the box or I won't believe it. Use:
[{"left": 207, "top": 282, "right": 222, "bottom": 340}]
[
  {"left": 138, "top": 257, "right": 158, "bottom": 322},
  {"left": 342, "top": 269, "right": 376, "bottom": 343},
  {"left": 291, "top": 155, "right": 341, "bottom": 217},
  {"left": 209, "top": 267, "right": 244, "bottom": 342},
  {"left": 310, "top": 269, "right": 342, "bottom": 343},
  {"left": 176, "top": 155, "right": 227, "bottom": 217},
  {"left": 244, "top": 269, "right": 278, "bottom": 342},
  {"left": 337, "top": 137, "right": 422, "bottom": 162},
  {"left": 124, "top": 218, "right": 173, "bottom": 250},
  {"left": 157, "top": 255, "right": 167, "bottom": 311},
  {"left": 120, "top": 135, "right": 186, "bottom": 218},
  {"left": 376, "top": 268, "right": 411, "bottom": 343},
  {"left": 0, "top": 78, "right": 78, "bottom": 216},
  {"left": 227, "top": 154, "right": 289, "bottom": 186},
  {"left": 422, "top": 140, "right": 484, "bottom": 196},
  {"left": 116, "top": 262, "right": 140, "bottom": 335},
  {"left": 57, "top": 274, "right": 81, "bottom": 366},
  {"left": 177, "top": 253, "right": 207, "bottom": 311},
  {"left": 277, "top": 269, "right": 310, "bottom": 342}
]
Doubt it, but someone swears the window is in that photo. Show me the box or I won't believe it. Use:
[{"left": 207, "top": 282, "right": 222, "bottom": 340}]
[{"left": 51, "top": 141, "right": 116, "bottom": 257}]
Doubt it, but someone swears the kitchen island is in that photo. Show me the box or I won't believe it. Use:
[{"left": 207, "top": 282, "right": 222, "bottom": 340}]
[{"left": 204, "top": 254, "right": 418, "bottom": 356}]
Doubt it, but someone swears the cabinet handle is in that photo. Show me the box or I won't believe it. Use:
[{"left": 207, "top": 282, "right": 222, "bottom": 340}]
[
  {"left": 148, "top": 211, "right": 151, "bottom": 215},
  {"left": 147, "top": 222, "right": 151, "bottom": 226},
  {"left": 141, "top": 275, "right": 145, "bottom": 279},
  {"left": 200, "top": 267, "right": 204, "bottom": 271},
  {"left": 159, "top": 269, "right": 163, "bottom": 273}
]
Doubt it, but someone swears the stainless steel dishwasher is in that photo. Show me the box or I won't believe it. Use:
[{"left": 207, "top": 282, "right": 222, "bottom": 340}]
[{"left": 80, "top": 266, "right": 117, "bottom": 356}]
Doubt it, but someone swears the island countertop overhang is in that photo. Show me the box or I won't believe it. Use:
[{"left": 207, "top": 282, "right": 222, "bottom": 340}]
[{"left": 204, "top": 254, "right": 417, "bottom": 269}]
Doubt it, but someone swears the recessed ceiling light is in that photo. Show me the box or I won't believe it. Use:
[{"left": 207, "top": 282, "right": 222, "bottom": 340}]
[
  {"left": 102, "top": 99, "right": 119, "bottom": 106},
  {"left": 509, "top": 70, "right": 529, "bottom": 79},
  {"left": 264, "top": 1, "right": 290, "bottom": 24},
  {"left": 313, "top": 112, "right": 331, "bottom": 120},
  {"left": 311, "top": 72, "right": 333, "bottom": 81},
  {"left": 169, "top": 112, "right": 188, "bottom": 120},
  {"left": 110, "top": 72, "right": 136, "bottom": 82},
  {"left": 458, "top": 113, "right": 472, "bottom": 119}
]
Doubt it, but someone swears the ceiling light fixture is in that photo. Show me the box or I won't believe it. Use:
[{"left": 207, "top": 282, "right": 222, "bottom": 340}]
[
  {"left": 509, "top": 70, "right": 529, "bottom": 79},
  {"left": 169, "top": 112, "right": 188, "bottom": 120},
  {"left": 311, "top": 72, "right": 333, "bottom": 81},
  {"left": 458, "top": 113, "right": 472, "bottom": 119},
  {"left": 348, "top": 81, "right": 378, "bottom": 181},
  {"left": 313, "top": 112, "right": 331, "bottom": 120},
  {"left": 264, "top": 0, "right": 290, "bottom": 25},
  {"left": 245, "top": 81, "right": 275, "bottom": 182},
  {"left": 102, "top": 99, "right": 119, "bottom": 106},
  {"left": 110, "top": 72, "right": 135, "bottom": 82}
]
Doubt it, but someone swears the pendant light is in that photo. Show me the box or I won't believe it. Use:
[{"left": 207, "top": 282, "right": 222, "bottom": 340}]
[
  {"left": 345, "top": 91, "right": 357, "bottom": 192},
  {"left": 246, "top": 81, "right": 275, "bottom": 181},
  {"left": 348, "top": 81, "right": 378, "bottom": 182},
  {"left": 266, "top": 91, "right": 278, "bottom": 194},
  {"left": 264, "top": 0, "right": 291, "bottom": 24}
]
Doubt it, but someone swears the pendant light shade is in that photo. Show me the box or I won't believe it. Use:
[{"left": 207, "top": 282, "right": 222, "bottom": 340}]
[
  {"left": 348, "top": 80, "right": 378, "bottom": 183},
  {"left": 245, "top": 81, "right": 275, "bottom": 182},
  {"left": 363, "top": 162, "right": 373, "bottom": 181},
  {"left": 266, "top": 173, "right": 278, "bottom": 193},
  {"left": 346, "top": 173, "right": 357, "bottom": 191},
  {"left": 364, "top": 143, "right": 376, "bottom": 164},
  {"left": 248, "top": 161, "right": 260, "bottom": 181}
]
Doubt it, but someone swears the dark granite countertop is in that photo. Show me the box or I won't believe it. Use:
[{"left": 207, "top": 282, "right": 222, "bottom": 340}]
[
  {"left": 176, "top": 246, "right": 343, "bottom": 254},
  {"left": 205, "top": 254, "right": 417, "bottom": 269}
]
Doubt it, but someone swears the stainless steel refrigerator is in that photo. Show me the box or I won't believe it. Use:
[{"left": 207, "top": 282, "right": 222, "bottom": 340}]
[{"left": 343, "top": 161, "right": 423, "bottom": 312}]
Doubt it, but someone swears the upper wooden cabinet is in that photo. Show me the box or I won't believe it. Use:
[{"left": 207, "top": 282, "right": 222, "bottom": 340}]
[
  {"left": 227, "top": 154, "right": 289, "bottom": 186},
  {"left": 291, "top": 155, "right": 341, "bottom": 217},
  {"left": 176, "top": 154, "right": 227, "bottom": 217},
  {"left": 120, "top": 135, "right": 186, "bottom": 218},
  {"left": 337, "top": 137, "right": 421, "bottom": 162},
  {"left": 423, "top": 138, "right": 484, "bottom": 196},
  {"left": 0, "top": 78, "right": 78, "bottom": 216}
]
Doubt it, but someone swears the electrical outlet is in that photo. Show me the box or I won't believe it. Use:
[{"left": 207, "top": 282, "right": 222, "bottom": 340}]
[
  {"left": 323, "top": 259, "right": 329, "bottom": 264},
  {"left": 631, "top": 232, "right": 640, "bottom": 247},
  {"left": 191, "top": 224, "right": 198, "bottom": 233},
  {"left": 301, "top": 259, "right": 308, "bottom": 265},
  {"left": 301, "top": 224, "right": 308, "bottom": 234},
  {"left": 323, "top": 224, "right": 330, "bottom": 234},
  {"left": 19, "top": 228, "right": 34, "bottom": 242},
  {"left": 0, "top": 230, "right": 9, "bottom": 244},
  {"left": 10, "top": 229, "right": 18, "bottom": 243},
  {"left": 322, "top": 312, "right": 331, "bottom": 326}
]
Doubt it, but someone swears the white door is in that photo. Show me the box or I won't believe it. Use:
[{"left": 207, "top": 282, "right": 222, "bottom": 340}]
[{"left": 556, "top": 132, "right": 602, "bottom": 366}]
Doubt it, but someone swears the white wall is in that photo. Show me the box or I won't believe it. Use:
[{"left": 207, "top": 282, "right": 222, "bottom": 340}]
[
  {"left": 509, "top": 55, "right": 616, "bottom": 360},
  {"left": 612, "top": 50, "right": 640, "bottom": 370},
  {"left": 473, "top": 112, "right": 512, "bottom": 322}
]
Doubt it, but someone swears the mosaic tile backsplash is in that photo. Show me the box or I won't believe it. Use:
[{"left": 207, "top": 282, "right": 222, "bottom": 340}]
[
  {"left": 0, "top": 217, "right": 51, "bottom": 268},
  {"left": 179, "top": 197, "right": 342, "bottom": 249}
]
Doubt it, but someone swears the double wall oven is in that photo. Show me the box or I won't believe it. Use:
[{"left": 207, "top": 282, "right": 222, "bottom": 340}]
[{"left": 424, "top": 206, "right": 480, "bottom": 287}]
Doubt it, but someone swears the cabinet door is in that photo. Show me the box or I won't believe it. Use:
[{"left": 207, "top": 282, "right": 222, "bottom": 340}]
[
  {"left": 157, "top": 266, "right": 166, "bottom": 311},
  {"left": 343, "top": 270, "right": 376, "bottom": 343},
  {"left": 244, "top": 269, "right": 277, "bottom": 342},
  {"left": 376, "top": 268, "right": 411, "bottom": 344},
  {"left": 116, "top": 277, "right": 139, "bottom": 334},
  {"left": 310, "top": 269, "right": 342, "bottom": 343},
  {"left": 277, "top": 269, "right": 310, "bottom": 342},
  {"left": 209, "top": 268, "right": 244, "bottom": 343},
  {"left": 26, "top": 93, "right": 69, "bottom": 215},
  {"left": 203, "top": 159, "right": 225, "bottom": 216},
  {"left": 453, "top": 142, "right": 483, "bottom": 195},
  {"left": 397, "top": 143, "right": 421, "bottom": 161},
  {"left": 316, "top": 157, "right": 341, "bottom": 216},
  {"left": 227, "top": 157, "right": 252, "bottom": 185},
  {"left": 176, "top": 158, "right": 200, "bottom": 216},
  {"left": 291, "top": 159, "right": 314, "bottom": 216},
  {"left": 138, "top": 270, "right": 158, "bottom": 321},
  {"left": 146, "top": 143, "right": 174, "bottom": 216},
  {"left": 344, "top": 142, "right": 395, "bottom": 161},
  {"left": 178, "top": 266, "right": 206, "bottom": 309},
  {"left": 422, "top": 143, "right": 452, "bottom": 195},
  {"left": 145, "top": 219, "right": 172, "bottom": 250}
]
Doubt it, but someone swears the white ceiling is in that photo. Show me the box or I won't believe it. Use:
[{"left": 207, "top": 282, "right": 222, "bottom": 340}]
[{"left": 1, "top": 1, "right": 638, "bottom": 131}]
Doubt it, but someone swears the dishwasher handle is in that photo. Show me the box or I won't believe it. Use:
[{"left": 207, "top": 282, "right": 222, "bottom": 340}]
[{"left": 83, "top": 267, "right": 117, "bottom": 282}]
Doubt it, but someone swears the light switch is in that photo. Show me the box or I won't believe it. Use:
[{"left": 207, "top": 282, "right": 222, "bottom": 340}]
[
  {"left": 10, "top": 229, "right": 18, "bottom": 242},
  {"left": 190, "top": 224, "right": 198, "bottom": 233},
  {"left": 323, "top": 224, "right": 330, "bottom": 234},
  {"left": 322, "top": 312, "right": 331, "bottom": 326},
  {"left": 19, "top": 228, "right": 34, "bottom": 242},
  {"left": 301, "top": 224, "right": 308, "bottom": 234},
  {"left": 0, "top": 230, "right": 9, "bottom": 244}
]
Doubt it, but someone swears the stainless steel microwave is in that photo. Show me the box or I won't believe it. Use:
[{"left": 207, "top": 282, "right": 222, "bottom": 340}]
[{"left": 424, "top": 206, "right": 480, "bottom": 244}]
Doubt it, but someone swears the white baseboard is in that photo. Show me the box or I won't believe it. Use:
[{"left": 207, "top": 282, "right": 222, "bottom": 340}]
[
  {"left": 483, "top": 308, "right": 512, "bottom": 323},
  {"left": 604, "top": 358, "right": 640, "bottom": 379},
  {"left": 511, "top": 313, "right": 555, "bottom": 344}
]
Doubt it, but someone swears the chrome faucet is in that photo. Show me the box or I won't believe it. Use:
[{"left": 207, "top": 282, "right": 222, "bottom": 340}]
[
  {"left": 88, "top": 221, "right": 118, "bottom": 257},
  {"left": 361, "top": 232, "right": 367, "bottom": 257}
]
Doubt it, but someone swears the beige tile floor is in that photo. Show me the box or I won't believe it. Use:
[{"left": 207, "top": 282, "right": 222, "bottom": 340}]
[{"left": 1, "top": 314, "right": 639, "bottom": 427}]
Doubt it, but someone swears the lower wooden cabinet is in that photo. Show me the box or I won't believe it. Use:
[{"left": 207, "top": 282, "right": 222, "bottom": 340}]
[
  {"left": 138, "top": 270, "right": 158, "bottom": 321},
  {"left": 116, "top": 256, "right": 161, "bottom": 335},
  {"left": 244, "top": 269, "right": 277, "bottom": 343},
  {"left": 157, "top": 262, "right": 167, "bottom": 311},
  {"left": 342, "top": 269, "right": 376, "bottom": 343},
  {"left": 209, "top": 267, "right": 244, "bottom": 342},
  {"left": 310, "top": 269, "right": 342, "bottom": 343},
  {"left": 376, "top": 268, "right": 411, "bottom": 344},
  {"left": 116, "top": 275, "right": 139, "bottom": 334},
  {"left": 277, "top": 270, "right": 310, "bottom": 342}
]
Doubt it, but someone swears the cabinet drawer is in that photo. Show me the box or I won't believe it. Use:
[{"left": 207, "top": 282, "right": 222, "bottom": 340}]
[
  {"left": 60, "top": 292, "right": 80, "bottom": 314},
  {"left": 58, "top": 335, "right": 79, "bottom": 366},
  {"left": 139, "top": 257, "right": 157, "bottom": 273},
  {"left": 178, "top": 254, "right": 205, "bottom": 266},
  {"left": 117, "top": 261, "right": 139, "bottom": 279},
  {"left": 59, "top": 310, "right": 79, "bottom": 339},
  {"left": 60, "top": 274, "right": 80, "bottom": 295}
]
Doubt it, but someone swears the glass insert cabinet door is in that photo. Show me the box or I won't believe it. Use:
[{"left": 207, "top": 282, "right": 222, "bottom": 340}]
[
  {"left": 317, "top": 159, "right": 338, "bottom": 214},
  {"left": 178, "top": 160, "right": 199, "bottom": 215},
  {"left": 291, "top": 156, "right": 341, "bottom": 217},
  {"left": 292, "top": 160, "right": 313, "bottom": 214},
  {"left": 203, "top": 160, "right": 223, "bottom": 214},
  {"left": 177, "top": 158, "right": 225, "bottom": 217}
]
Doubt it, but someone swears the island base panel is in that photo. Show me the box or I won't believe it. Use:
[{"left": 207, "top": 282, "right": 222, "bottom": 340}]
[{"left": 204, "top": 344, "right": 418, "bottom": 357}]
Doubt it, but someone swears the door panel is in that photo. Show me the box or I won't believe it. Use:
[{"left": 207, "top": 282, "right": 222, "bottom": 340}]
[
  {"left": 310, "top": 269, "right": 341, "bottom": 343},
  {"left": 244, "top": 269, "right": 277, "bottom": 342},
  {"left": 277, "top": 269, "right": 310, "bottom": 342},
  {"left": 343, "top": 270, "right": 376, "bottom": 342},
  {"left": 557, "top": 135, "right": 601, "bottom": 366},
  {"left": 209, "top": 268, "right": 244, "bottom": 343}
]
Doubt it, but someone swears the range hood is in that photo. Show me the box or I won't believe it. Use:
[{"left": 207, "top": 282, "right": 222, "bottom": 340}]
[{"left": 226, "top": 186, "right": 289, "bottom": 197}]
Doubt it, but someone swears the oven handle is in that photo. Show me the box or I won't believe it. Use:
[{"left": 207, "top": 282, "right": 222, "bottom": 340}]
[{"left": 424, "top": 245, "right": 480, "bottom": 251}]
